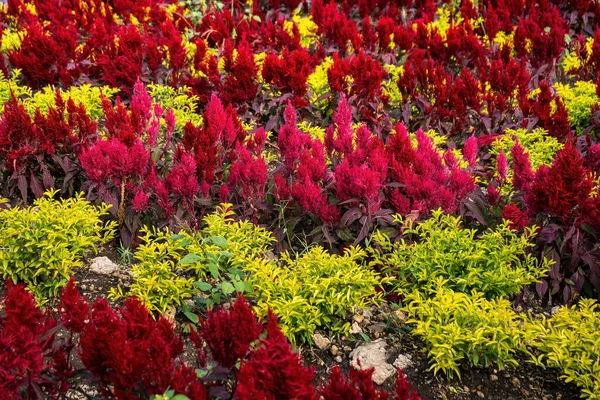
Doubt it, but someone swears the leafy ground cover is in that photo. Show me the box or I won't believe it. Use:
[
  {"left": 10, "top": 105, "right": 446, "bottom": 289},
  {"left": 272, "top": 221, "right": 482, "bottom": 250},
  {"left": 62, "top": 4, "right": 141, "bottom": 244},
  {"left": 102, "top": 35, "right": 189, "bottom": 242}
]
[{"left": 1, "top": 0, "right": 600, "bottom": 398}]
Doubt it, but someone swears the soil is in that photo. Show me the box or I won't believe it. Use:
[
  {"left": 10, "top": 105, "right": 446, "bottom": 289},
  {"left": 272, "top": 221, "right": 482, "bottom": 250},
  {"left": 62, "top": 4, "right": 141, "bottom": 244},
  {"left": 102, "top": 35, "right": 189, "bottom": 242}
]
[{"left": 0, "top": 246, "right": 585, "bottom": 399}]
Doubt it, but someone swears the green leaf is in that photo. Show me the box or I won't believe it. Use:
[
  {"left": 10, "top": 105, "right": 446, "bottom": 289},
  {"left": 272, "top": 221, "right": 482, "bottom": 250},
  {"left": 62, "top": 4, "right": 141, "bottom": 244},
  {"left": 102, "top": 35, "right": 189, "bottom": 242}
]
[
  {"left": 211, "top": 236, "right": 229, "bottom": 248},
  {"left": 171, "top": 395, "right": 190, "bottom": 400},
  {"left": 196, "top": 368, "right": 209, "bottom": 378},
  {"left": 179, "top": 253, "right": 202, "bottom": 265},
  {"left": 359, "top": 332, "right": 371, "bottom": 343},
  {"left": 184, "top": 311, "right": 199, "bottom": 324},
  {"left": 221, "top": 281, "right": 235, "bottom": 295},
  {"left": 233, "top": 280, "right": 246, "bottom": 293},
  {"left": 195, "top": 282, "right": 212, "bottom": 291},
  {"left": 208, "top": 262, "right": 219, "bottom": 279}
]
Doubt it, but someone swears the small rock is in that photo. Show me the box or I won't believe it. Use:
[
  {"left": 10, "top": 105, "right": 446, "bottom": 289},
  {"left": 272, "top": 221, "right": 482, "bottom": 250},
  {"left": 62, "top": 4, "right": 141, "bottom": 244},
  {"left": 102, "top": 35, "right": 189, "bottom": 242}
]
[
  {"left": 463, "top": 386, "right": 470, "bottom": 393},
  {"left": 353, "top": 314, "right": 365, "bottom": 324},
  {"left": 521, "top": 389, "right": 530, "bottom": 397},
  {"left": 393, "top": 354, "right": 413, "bottom": 370},
  {"left": 374, "top": 332, "right": 381, "bottom": 339},
  {"left": 343, "top": 346, "right": 352, "bottom": 353},
  {"left": 490, "top": 374, "right": 498, "bottom": 382},
  {"left": 81, "top": 284, "right": 87, "bottom": 290},
  {"left": 184, "top": 299, "right": 194, "bottom": 307},
  {"left": 89, "top": 256, "right": 119, "bottom": 275},
  {"left": 393, "top": 310, "right": 407, "bottom": 323},
  {"left": 350, "top": 339, "right": 396, "bottom": 385},
  {"left": 350, "top": 321, "right": 363, "bottom": 334},
  {"left": 164, "top": 306, "right": 176, "bottom": 325},
  {"left": 477, "top": 391, "right": 485, "bottom": 398},
  {"left": 369, "top": 322, "right": 387, "bottom": 334},
  {"left": 551, "top": 306, "right": 560, "bottom": 315},
  {"left": 330, "top": 345, "right": 339, "bottom": 356},
  {"left": 361, "top": 309, "right": 373, "bottom": 319},
  {"left": 512, "top": 377, "right": 520, "bottom": 387},
  {"left": 515, "top": 305, "right": 523, "bottom": 313},
  {"left": 335, "top": 355, "right": 343, "bottom": 363},
  {"left": 313, "top": 333, "right": 331, "bottom": 350}
]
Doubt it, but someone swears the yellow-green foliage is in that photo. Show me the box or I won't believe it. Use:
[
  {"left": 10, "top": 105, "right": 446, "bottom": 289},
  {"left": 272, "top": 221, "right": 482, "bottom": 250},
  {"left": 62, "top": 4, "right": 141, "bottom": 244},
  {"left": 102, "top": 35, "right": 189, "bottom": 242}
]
[
  {"left": 307, "top": 57, "right": 333, "bottom": 110},
  {"left": 202, "top": 203, "right": 276, "bottom": 260},
  {"left": 0, "top": 70, "right": 31, "bottom": 108},
  {"left": 554, "top": 81, "right": 600, "bottom": 134},
  {"left": 0, "top": 191, "right": 116, "bottom": 302},
  {"left": 111, "top": 227, "right": 198, "bottom": 313},
  {"left": 245, "top": 245, "right": 385, "bottom": 344},
  {"left": 404, "top": 285, "right": 523, "bottom": 377},
  {"left": 371, "top": 210, "right": 549, "bottom": 298},
  {"left": 284, "top": 14, "right": 319, "bottom": 48},
  {"left": 491, "top": 128, "right": 563, "bottom": 172},
  {"left": 147, "top": 84, "right": 203, "bottom": 134},
  {"left": 23, "top": 84, "right": 119, "bottom": 120},
  {"left": 523, "top": 299, "right": 600, "bottom": 399},
  {"left": 562, "top": 37, "right": 594, "bottom": 75},
  {"left": 298, "top": 120, "right": 325, "bottom": 142},
  {"left": 382, "top": 64, "right": 403, "bottom": 107},
  {"left": 110, "top": 204, "right": 275, "bottom": 313},
  {"left": 1, "top": 28, "right": 24, "bottom": 52}
]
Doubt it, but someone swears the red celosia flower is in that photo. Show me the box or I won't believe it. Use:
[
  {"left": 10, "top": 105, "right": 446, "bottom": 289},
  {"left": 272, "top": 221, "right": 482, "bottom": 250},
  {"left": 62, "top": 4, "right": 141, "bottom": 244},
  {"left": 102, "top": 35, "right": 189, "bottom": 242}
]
[
  {"left": 165, "top": 153, "right": 200, "bottom": 202},
  {"left": 201, "top": 296, "right": 261, "bottom": 369},
  {"left": 79, "top": 297, "right": 190, "bottom": 397},
  {"left": 311, "top": 0, "right": 361, "bottom": 52},
  {"left": 8, "top": 23, "right": 80, "bottom": 88},
  {"left": 0, "top": 282, "right": 58, "bottom": 397},
  {"left": 386, "top": 124, "right": 475, "bottom": 216},
  {"left": 501, "top": 203, "right": 529, "bottom": 231},
  {"left": 228, "top": 145, "right": 268, "bottom": 204},
  {"left": 235, "top": 312, "right": 315, "bottom": 399},
  {"left": 222, "top": 40, "right": 258, "bottom": 106},
  {"left": 463, "top": 135, "right": 478, "bottom": 168},
  {"left": 497, "top": 149, "right": 508, "bottom": 182},
  {"left": 132, "top": 186, "right": 150, "bottom": 213},
  {"left": 59, "top": 278, "right": 89, "bottom": 334},
  {"left": 80, "top": 138, "right": 149, "bottom": 186},
  {"left": 510, "top": 140, "right": 534, "bottom": 192},
  {"left": 525, "top": 140, "right": 600, "bottom": 228},
  {"left": 262, "top": 47, "right": 313, "bottom": 107}
]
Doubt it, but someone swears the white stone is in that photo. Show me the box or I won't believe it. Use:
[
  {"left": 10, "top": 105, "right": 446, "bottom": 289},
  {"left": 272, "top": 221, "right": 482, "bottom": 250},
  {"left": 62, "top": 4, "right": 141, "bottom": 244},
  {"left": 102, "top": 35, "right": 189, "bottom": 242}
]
[
  {"left": 313, "top": 333, "right": 331, "bottom": 350},
  {"left": 349, "top": 321, "right": 363, "bottom": 334},
  {"left": 89, "top": 256, "right": 119, "bottom": 275},
  {"left": 350, "top": 339, "right": 396, "bottom": 385},
  {"left": 393, "top": 353, "right": 413, "bottom": 370}
]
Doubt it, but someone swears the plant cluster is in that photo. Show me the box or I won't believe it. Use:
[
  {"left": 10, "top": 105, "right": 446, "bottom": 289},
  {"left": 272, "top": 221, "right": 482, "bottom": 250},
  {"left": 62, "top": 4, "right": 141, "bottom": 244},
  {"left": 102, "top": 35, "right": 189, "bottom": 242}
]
[
  {"left": 523, "top": 299, "right": 600, "bottom": 399},
  {"left": 0, "top": 190, "right": 115, "bottom": 301},
  {"left": 404, "top": 285, "right": 524, "bottom": 378},
  {"left": 111, "top": 203, "right": 274, "bottom": 313},
  {"left": 0, "top": 281, "right": 420, "bottom": 400},
  {"left": 246, "top": 245, "right": 385, "bottom": 344},
  {"left": 371, "top": 210, "right": 550, "bottom": 298}
]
